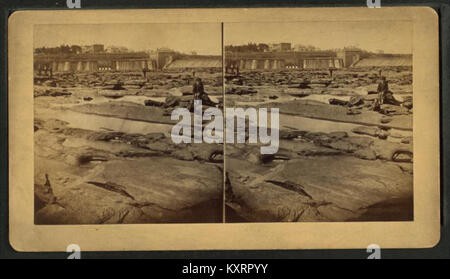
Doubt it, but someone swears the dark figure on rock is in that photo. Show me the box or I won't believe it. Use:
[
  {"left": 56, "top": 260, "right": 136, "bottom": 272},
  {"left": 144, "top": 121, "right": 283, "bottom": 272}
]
[
  {"left": 377, "top": 76, "right": 401, "bottom": 106},
  {"left": 189, "top": 77, "right": 216, "bottom": 111},
  {"left": 142, "top": 66, "right": 149, "bottom": 79}
]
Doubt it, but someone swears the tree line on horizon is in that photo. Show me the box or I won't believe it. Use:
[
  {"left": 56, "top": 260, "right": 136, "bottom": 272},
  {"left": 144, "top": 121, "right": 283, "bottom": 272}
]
[
  {"left": 34, "top": 45, "right": 134, "bottom": 55},
  {"left": 225, "top": 43, "right": 373, "bottom": 54}
]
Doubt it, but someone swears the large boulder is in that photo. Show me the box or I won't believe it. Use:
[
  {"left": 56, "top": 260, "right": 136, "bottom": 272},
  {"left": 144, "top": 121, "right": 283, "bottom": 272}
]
[
  {"left": 36, "top": 157, "right": 223, "bottom": 224},
  {"left": 226, "top": 155, "right": 412, "bottom": 222}
]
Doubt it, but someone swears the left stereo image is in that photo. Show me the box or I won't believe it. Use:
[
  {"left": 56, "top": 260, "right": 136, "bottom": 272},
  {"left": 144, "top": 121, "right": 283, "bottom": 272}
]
[{"left": 33, "top": 23, "right": 225, "bottom": 224}]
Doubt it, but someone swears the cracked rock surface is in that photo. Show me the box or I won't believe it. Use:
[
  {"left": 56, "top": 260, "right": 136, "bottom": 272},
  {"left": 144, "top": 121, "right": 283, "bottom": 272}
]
[{"left": 34, "top": 71, "right": 224, "bottom": 224}]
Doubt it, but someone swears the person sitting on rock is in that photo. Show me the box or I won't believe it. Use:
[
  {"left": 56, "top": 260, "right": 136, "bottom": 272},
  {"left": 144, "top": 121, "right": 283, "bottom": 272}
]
[
  {"left": 193, "top": 77, "right": 204, "bottom": 99},
  {"left": 377, "top": 76, "right": 402, "bottom": 106},
  {"left": 189, "top": 77, "right": 216, "bottom": 111}
]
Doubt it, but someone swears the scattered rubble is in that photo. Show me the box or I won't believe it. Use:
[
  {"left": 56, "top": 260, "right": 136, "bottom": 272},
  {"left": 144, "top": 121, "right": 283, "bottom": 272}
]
[
  {"left": 34, "top": 70, "right": 224, "bottom": 224},
  {"left": 225, "top": 67, "right": 413, "bottom": 222},
  {"left": 34, "top": 66, "right": 413, "bottom": 223}
]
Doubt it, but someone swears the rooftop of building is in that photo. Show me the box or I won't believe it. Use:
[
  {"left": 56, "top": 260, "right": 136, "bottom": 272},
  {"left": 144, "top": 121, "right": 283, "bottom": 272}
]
[{"left": 165, "top": 56, "right": 221, "bottom": 69}]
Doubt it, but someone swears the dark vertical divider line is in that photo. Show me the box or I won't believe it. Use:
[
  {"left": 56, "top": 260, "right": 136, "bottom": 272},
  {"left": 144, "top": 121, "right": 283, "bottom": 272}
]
[{"left": 222, "top": 22, "right": 226, "bottom": 223}]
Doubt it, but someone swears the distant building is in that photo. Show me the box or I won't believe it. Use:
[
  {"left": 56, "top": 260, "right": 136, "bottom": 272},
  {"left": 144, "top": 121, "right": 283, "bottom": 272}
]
[
  {"left": 293, "top": 44, "right": 318, "bottom": 52},
  {"left": 153, "top": 48, "right": 176, "bottom": 70},
  {"left": 105, "top": 46, "right": 129, "bottom": 53},
  {"left": 337, "top": 49, "right": 362, "bottom": 68},
  {"left": 81, "top": 44, "right": 104, "bottom": 54},
  {"left": 268, "top": 43, "right": 291, "bottom": 52}
]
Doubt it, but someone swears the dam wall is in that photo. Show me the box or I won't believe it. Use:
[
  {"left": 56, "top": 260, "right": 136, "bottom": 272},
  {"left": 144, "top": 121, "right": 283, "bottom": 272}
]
[
  {"left": 164, "top": 55, "right": 222, "bottom": 70},
  {"left": 352, "top": 54, "right": 412, "bottom": 68},
  {"left": 34, "top": 52, "right": 153, "bottom": 73},
  {"left": 225, "top": 50, "right": 348, "bottom": 71},
  {"left": 34, "top": 52, "right": 222, "bottom": 74},
  {"left": 35, "top": 50, "right": 410, "bottom": 74}
]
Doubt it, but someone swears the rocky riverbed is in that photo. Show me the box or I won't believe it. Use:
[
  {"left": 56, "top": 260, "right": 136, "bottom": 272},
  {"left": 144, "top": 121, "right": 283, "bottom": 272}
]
[
  {"left": 225, "top": 67, "right": 413, "bottom": 222},
  {"left": 34, "top": 71, "right": 224, "bottom": 224},
  {"left": 34, "top": 67, "right": 414, "bottom": 224}
]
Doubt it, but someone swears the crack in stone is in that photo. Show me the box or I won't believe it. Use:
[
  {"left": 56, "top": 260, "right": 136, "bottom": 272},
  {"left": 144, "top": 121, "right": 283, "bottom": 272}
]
[
  {"left": 86, "top": 181, "right": 135, "bottom": 200},
  {"left": 265, "top": 180, "right": 313, "bottom": 199}
]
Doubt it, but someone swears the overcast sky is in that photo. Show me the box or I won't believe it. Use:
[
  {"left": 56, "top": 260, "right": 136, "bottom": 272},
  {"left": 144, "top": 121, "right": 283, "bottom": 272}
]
[
  {"left": 225, "top": 21, "right": 412, "bottom": 54},
  {"left": 34, "top": 21, "right": 412, "bottom": 55},
  {"left": 34, "top": 23, "right": 222, "bottom": 55}
]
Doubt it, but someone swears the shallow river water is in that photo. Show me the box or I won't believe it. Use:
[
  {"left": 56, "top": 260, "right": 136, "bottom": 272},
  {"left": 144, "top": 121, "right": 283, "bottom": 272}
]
[{"left": 38, "top": 93, "right": 412, "bottom": 143}]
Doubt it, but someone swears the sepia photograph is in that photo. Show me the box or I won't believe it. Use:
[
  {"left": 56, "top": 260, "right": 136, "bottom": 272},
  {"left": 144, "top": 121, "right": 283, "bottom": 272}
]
[
  {"left": 33, "top": 23, "right": 224, "bottom": 224},
  {"left": 8, "top": 7, "right": 439, "bottom": 251},
  {"left": 224, "top": 21, "right": 414, "bottom": 222}
]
